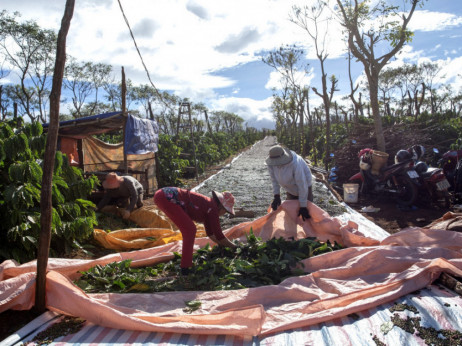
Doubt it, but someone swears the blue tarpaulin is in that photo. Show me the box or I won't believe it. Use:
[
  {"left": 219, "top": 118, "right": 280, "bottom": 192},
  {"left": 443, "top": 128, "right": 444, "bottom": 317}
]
[{"left": 124, "top": 114, "right": 158, "bottom": 155}]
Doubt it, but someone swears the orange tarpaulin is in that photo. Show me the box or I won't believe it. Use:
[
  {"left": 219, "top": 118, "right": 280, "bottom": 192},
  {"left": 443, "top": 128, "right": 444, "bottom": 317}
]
[
  {"left": 2, "top": 200, "right": 462, "bottom": 337},
  {"left": 59, "top": 137, "right": 80, "bottom": 165}
]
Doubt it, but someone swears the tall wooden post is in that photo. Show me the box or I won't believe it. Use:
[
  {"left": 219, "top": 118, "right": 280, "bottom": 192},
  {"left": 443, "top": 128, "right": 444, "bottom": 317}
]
[
  {"left": 36, "top": 0, "right": 75, "bottom": 312},
  {"left": 299, "top": 103, "right": 304, "bottom": 156},
  {"left": 187, "top": 103, "right": 199, "bottom": 184},
  {"left": 122, "top": 66, "right": 128, "bottom": 173}
]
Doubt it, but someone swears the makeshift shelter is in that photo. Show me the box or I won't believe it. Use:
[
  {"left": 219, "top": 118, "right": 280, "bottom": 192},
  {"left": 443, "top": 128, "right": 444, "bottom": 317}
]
[{"left": 43, "top": 111, "right": 159, "bottom": 195}]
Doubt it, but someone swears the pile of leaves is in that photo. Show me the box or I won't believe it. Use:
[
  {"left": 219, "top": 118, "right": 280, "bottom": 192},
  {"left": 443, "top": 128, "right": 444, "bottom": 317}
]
[
  {"left": 75, "top": 231, "right": 343, "bottom": 293},
  {"left": 28, "top": 316, "right": 85, "bottom": 346},
  {"left": 374, "top": 301, "right": 462, "bottom": 345}
]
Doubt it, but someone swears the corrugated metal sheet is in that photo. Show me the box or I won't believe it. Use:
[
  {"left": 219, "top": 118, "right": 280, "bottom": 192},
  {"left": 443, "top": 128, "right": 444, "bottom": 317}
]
[{"left": 4, "top": 284, "right": 461, "bottom": 345}]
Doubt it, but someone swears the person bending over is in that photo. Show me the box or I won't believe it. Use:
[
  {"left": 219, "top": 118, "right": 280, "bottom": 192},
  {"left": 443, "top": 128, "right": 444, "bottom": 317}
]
[
  {"left": 153, "top": 187, "right": 237, "bottom": 274},
  {"left": 266, "top": 145, "right": 313, "bottom": 221}
]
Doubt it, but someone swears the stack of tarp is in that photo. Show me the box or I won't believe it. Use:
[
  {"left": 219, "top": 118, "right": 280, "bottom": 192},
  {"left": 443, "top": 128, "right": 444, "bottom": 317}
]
[{"left": 1, "top": 200, "right": 462, "bottom": 338}]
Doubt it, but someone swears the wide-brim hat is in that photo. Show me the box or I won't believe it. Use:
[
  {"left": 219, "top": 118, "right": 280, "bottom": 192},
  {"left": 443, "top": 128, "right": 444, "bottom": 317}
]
[
  {"left": 265, "top": 145, "right": 293, "bottom": 166},
  {"left": 212, "top": 190, "right": 235, "bottom": 215},
  {"left": 102, "top": 172, "right": 124, "bottom": 189}
]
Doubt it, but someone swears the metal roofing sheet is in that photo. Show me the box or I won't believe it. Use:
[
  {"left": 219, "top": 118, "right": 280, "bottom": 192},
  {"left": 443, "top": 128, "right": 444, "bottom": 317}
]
[{"left": 4, "top": 284, "right": 461, "bottom": 345}]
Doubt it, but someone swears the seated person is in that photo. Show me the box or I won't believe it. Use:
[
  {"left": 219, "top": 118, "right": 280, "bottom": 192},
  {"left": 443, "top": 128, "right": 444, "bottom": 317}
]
[{"left": 97, "top": 172, "right": 144, "bottom": 219}]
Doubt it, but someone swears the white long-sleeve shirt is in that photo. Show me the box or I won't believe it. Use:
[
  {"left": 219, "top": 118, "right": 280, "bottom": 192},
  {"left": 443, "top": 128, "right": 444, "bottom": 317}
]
[{"left": 267, "top": 150, "right": 313, "bottom": 207}]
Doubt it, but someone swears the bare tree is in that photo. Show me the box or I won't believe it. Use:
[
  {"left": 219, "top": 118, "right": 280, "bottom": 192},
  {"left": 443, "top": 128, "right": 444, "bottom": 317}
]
[
  {"left": 291, "top": 0, "right": 338, "bottom": 169},
  {"left": 419, "top": 61, "right": 443, "bottom": 114},
  {"left": 0, "top": 10, "right": 57, "bottom": 122},
  {"left": 335, "top": 0, "right": 424, "bottom": 151},
  {"left": 64, "top": 59, "right": 113, "bottom": 117},
  {"left": 263, "top": 45, "right": 309, "bottom": 151},
  {"left": 193, "top": 103, "right": 213, "bottom": 133},
  {"left": 346, "top": 49, "right": 363, "bottom": 121}
]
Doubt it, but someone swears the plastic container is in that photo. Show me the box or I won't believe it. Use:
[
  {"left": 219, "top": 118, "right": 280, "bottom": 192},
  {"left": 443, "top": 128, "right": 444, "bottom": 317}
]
[
  {"left": 371, "top": 150, "right": 389, "bottom": 175},
  {"left": 343, "top": 183, "right": 359, "bottom": 203}
]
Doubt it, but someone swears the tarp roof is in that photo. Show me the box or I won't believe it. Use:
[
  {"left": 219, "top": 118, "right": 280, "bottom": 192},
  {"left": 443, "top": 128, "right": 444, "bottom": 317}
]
[
  {"left": 43, "top": 112, "right": 126, "bottom": 138},
  {"left": 43, "top": 111, "right": 159, "bottom": 155}
]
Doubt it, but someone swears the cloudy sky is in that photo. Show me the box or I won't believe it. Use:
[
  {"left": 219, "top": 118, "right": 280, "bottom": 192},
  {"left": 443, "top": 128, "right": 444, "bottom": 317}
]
[{"left": 2, "top": 0, "right": 462, "bottom": 128}]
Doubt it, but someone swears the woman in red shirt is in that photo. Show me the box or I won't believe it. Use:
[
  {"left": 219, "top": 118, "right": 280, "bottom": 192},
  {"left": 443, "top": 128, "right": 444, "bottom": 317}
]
[{"left": 153, "top": 187, "right": 237, "bottom": 274}]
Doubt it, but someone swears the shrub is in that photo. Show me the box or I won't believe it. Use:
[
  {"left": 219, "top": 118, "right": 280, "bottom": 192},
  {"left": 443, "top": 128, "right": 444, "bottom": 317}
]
[{"left": 0, "top": 119, "right": 99, "bottom": 263}]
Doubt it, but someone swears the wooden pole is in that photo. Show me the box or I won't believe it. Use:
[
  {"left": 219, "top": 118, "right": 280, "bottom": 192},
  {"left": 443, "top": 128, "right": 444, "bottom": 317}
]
[
  {"left": 122, "top": 66, "right": 128, "bottom": 173},
  {"left": 35, "top": 0, "right": 75, "bottom": 313},
  {"left": 187, "top": 103, "right": 199, "bottom": 184}
]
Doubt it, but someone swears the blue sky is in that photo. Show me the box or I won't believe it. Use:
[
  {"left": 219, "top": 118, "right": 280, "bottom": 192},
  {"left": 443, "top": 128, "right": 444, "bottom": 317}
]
[{"left": 2, "top": 0, "right": 462, "bottom": 129}]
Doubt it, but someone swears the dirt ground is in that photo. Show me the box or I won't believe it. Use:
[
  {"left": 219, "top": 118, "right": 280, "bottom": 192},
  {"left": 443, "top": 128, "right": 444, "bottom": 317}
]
[
  {"left": 188, "top": 136, "right": 347, "bottom": 229},
  {"left": 345, "top": 193, "right": 449, "bottom": 234},
  {"left": 184, "top": 135, "right": 449, "bottom": 234},
  {"left": 0, "top": 135, "right": 453, "bottom": 342}
]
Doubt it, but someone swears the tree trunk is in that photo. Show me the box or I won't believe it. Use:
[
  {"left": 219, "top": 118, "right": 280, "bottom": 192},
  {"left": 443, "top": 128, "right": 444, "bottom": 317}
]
[
  {"left": 36, "top": 0, "right": 75, "bottom": 313},
  {"left": 148, "top": 101, "right": 155, "bottom": 120},
  {"left": 203, "top": 110, "right": 213, "bottom": 133},
  {"left": 299, "top": 103, "right": 304, "bottom": 155},
  {"left": 369, "top": 79, "right": 386, "bottom": 151}
]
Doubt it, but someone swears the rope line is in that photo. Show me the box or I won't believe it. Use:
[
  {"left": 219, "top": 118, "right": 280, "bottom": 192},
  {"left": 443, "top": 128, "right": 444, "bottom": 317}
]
[{"left": 117, "top": 0, "right": 174, "bottom": 112}]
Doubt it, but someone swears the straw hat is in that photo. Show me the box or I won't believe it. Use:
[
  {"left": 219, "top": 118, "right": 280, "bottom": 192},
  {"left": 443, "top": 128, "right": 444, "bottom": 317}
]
[
  {"left": 265, "top": 145, "right": 293, "bottom": 166},
  {"left": 212, "top": 191, "right": 235, "bottom": 215},
  {"left": 102, "top": 172, "right": 124, "bottom": 189}
]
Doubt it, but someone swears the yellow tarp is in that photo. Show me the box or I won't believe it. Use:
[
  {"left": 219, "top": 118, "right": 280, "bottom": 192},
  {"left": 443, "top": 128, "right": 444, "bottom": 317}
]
[{"left": 94, "top": 205, "right": 207, "bottom": 250}]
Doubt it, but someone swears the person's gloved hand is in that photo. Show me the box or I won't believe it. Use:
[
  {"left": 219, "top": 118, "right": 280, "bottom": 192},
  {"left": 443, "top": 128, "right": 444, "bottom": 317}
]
[
  {"left": 271, "top": 194, "right": 281, "bottom": 211},
  {"left": 121, "top": 209, "right": 131, "bottom": 220},
  {"left": 298, "top": 207, "right": 311, "bottom": 221}
]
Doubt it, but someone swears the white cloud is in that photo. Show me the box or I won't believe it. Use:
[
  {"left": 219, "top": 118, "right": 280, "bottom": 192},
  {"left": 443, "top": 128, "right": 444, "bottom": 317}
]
[
  {"left": 2, "top": 0, "right": 462, "bottom": 128},
  {"left": 265, "top": 69, "right": 315, "bottom": 91},
  {"left": 410, "top": 10, "right": 462, "bottom": 32},
  {"left": 439, "top": 56, "right": 462, "bottom": 88},
  {"left": 209, "top": 96, "right": 274, "bottom": 126}
]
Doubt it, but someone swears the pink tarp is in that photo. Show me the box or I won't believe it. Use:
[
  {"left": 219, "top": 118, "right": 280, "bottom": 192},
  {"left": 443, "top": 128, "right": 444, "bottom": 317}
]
[{"left": 2, "top": 201, "right": 462, "bottom": 337}]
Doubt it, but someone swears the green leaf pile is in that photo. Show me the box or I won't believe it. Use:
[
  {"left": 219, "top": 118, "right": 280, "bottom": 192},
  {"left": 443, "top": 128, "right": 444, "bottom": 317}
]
[{"left": 75, "top": 230, "right": 343, "bottom": 293}]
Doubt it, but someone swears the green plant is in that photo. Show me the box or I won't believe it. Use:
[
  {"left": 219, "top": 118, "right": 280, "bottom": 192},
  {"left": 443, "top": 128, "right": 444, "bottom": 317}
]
[
  {"left": 0, "top": 119, "right": 99, "bottom": 263},
  {"left": 156, "top": 134, "right": 189, "bottom": 187},
  {"left": 156, "top": 130, "right": 264, "bottom": 187},
  {"left": 74, "top": 230, "right": 343, "bottom": 293}
]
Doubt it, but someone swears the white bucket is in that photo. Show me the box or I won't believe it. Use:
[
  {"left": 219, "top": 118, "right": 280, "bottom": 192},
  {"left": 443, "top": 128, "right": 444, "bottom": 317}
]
[{"left": 343, "top": 183, "right": 359, "bottom": 203}]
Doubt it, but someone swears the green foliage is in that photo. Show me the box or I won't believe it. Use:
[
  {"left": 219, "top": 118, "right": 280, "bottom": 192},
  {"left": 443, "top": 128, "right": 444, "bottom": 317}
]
[
  {"left": 279, "top": 110, "right": 462, "bottom": 172},
  {"left": 95, "top": 130, "right": 124, "bottom": 144},
  {"left": 156, "top": 134, "right": 189, "bottom": 187},
  {"left": 0, "top": 119, "right": 98, "bottom": 263},
  {"left": 74, "top": 230, "right": 343, "bottom": 293},
  {"left": 156, "top": 129, "right": 264, "bottom": 187}
]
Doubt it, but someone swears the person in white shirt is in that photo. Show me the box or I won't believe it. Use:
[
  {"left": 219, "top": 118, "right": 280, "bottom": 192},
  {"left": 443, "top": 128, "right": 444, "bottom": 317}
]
[{"left": 266, "top": 145, "right": 313, "bottom": 220}]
